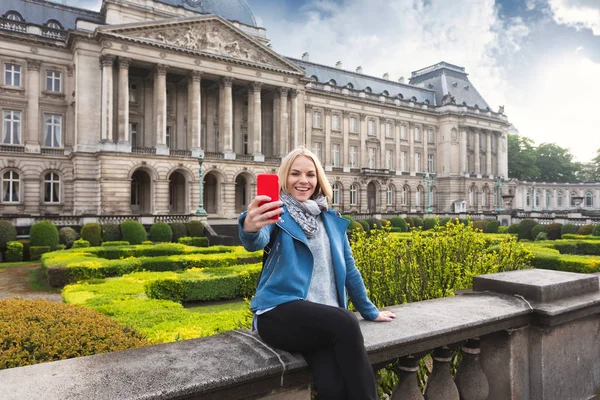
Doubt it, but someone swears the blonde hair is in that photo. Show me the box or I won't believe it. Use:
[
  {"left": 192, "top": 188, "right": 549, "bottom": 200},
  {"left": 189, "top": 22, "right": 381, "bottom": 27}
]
[{"left": 278, "top": 146, "right": 332, "bottom": 202}]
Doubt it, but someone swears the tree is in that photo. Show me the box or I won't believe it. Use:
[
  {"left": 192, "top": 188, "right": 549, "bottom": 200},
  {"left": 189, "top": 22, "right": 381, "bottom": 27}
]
[
  {"left": 579, "top": 149, "right": 600, "bottom": 182},
  {"left": 534, "top": 142, "right": 578, "bottom": 183},
  {"left": 508, "top": 134, "right": 539, "bottom": 181}
]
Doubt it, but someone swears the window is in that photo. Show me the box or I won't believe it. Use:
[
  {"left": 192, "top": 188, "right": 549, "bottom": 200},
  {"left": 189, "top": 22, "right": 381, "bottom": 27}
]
[
  {"left": 401, "top": 125, "right": 407, "bottom": 140},
  {"left": 5, "top": 11, "right": 24, "bottom": 22},
  {"left": 526, "top": 189, "right": 531, "bottom": 207},
  {"left": 44, "top": 172, "right": 60, "bottom": 203},
  {"left": 414, "top": 126, "right": 421, "bottom": 142},
  {"left": 400, "top": 151, "right": 407, "bottom": 172},
  {"left": 386, "top": 185, "right": 393, "bottom": 205},
  {"left": 469, "top": 187, "right": 475, "bottom": 206},
  {"left": 313, "top": 111, "right": 322, "bottom": 128},
  {"left": 44, "top": 114, "right": 62, "bottom": 148},
  {"left": 46, "top": 20, "right": 63, "bottom": 30},
  {"left": 350, "top": 184, "right": 358, "bottom": 205},
  {"left": 415, "top": 152, "right": 421, "bottom": 172},
  {"left": 557, "top": 191, "right": 563, "bottom": 207},
  {"left": 368, "top": 119, "right": 375, "bottom": 136},
  {"left": 131, "top": 176, "right": 140, "bottom": 206},
  {"left": 427, "top": 154, "right": 434, "bottom": 172},
  {"left": 385, "top": 149, "right": 393, "bottom": 170},
  {"left": 332, "top": 183, "right": 340, "bottom": 205},
  {"left": 312, "top": 141, "right": 322, "bottom": 162},
  {"left": 332, "top": 144, "right": 340, "bottom": 166},
  {"left": 401, "top": 186, "right": 408, "bottom": 205},
  {"left": 349, "top": 146, "right": 358, "bottom": 167},
  {"left": 5, "top": 64, "right": 21, "bottom": 86},
  {"left": 129, "top": 83, "right": 138, "bottom": 103},
  {"left": 570, "top": 191, "right": 577, "bottom": 207},
  {"left": 166, "top": 126, "right": 172, "bottom": 148},
  {"left": 545, "top": 190, "right": 550, "bottom": 208},
  {"left": 129, "top": 122, "right": 138, "bottom": 146},
  {"left": 385, "top": 122, "right": 392, "bottom": 138},
  {"left": 3, "top": 110, "right": 21, "bottom": 145},
  {"left": 368, "top": 148, "right": 376, "bottom": 169},
  {"left": 481, "top": 188, "right": 487, "bottom": 207},
  {"left": 46, "top": 70, "right": 61, "bottom": 92},
  {"left": 585, "top": 191, "right": 593, "bottom": 207},
  {"left": 416, "top": 187, "right": 422, "bottom": 206},
  {"left": 350, "top": 116, "right": 357, "bottom": 133},
  {"left": 2, "top": 170, "right": 19, "bottom": 203},
  {"left": 332, "top": 114, "right": 340, "bottom": 131},
  {"left": 535, "top": 190, "right": 540, "bottom": 208},
  {"left": 427, "top": 128, "right": 434, "bottom": 143}
]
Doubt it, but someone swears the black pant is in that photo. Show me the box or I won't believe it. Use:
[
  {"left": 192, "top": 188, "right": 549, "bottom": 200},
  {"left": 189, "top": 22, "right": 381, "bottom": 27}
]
[{"left": 257, "top": 300, "right": 378, "bottom": 400}]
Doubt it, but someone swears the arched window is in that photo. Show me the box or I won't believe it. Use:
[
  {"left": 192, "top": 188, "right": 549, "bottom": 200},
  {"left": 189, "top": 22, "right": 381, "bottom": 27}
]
[
  {"left": 346, "top": 83, "right": 354, "bottom": 89},
  {"left": 535, "top": 189, "right": 540, "bottom": 208},
  {"left": 332, "top": 183, "right": 341, "bottom": 205},
  {"left": 397, "top": 93, "right": 404, "bottom": 99},
  {"left": 328, "top": 79, "right": 337, "bottom": 86},
  {"left": 570, "top": 191, "right": 577, "bottom": 207},
  {"left": 557, "top": 191, "right": 563, "bottom": 207},
  {"left": 44, "top": 172, "right": 60, "bottom": 203},
  {"left": 526, "top": 189, "right": 531, "bottom": 207},
  {"left": 3, "top": 11, "right": 24, "bottom": 22},
  {"left": 423, "top": 99, "right": 430, "bottom": 105},
  {"left": 545, "top": 190, "right": 550, "bottom": 209},
  {"left": 481, "top": 187, "right": 487, "bottom": 207},
  {"left": 310, "top": 75, "right": 319, "bottom": 82},
  {"left": 382, "top": 90, "right": 389, "bottom": 96},
  {"left": 411, "top": 96, "right": 417, "bottom": 102},
  {"left": 585, "top": 191, "right": 593, "bottom": 207},
  {"left": 45, "top": 19, "right": 63, "bottom": 30},
  {"left": 364, "top": 86, "right": 372, "bottom": 93},
  {"left": 131, "top": 175, "right": 140, "bottom": 206},
  {"left": 416, "top": 187, "right": 423, "bottom": 206},
  {"left": 2, "top": 170, "right": 20, "bottom": 203},
  {"left": 386, "top": 185, "right": 394, "bottom": 206},
  {"left": 469, "top": 187, "right": 475, "bottom": 206},
  {"left": 401, "top": 186, "right": 409, "bottom": 205},
  {"left": 350, "top": 184, "right": 358, "bottom": 205}
]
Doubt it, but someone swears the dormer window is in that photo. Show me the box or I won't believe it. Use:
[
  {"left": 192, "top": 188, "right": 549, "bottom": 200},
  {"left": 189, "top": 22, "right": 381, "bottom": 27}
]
[
  {"left": 382, "top": 90, "right": 389, "bottom": 96},
  {"left": 3, "top": 11, "right": 24, "bottom": 22},
  {"left": 423, "top": 99, "right": 430, "bottom": 105},
  {"left": 397, "top": 93, "right": 404, "bottom": 99},
  {"left": 346, "top": 83, "right": 354, "bottom": 89},
  {"left": 310, "top": 75, "right": 319, "bottom": 82},
  {"left": 328, "top": 79, "right": 337, "bottom": 86},
  {"left": 411, "top": 96, "right": 417, "bottom": 102},
  {"left": 364, "top": 86, "right": 372, "bottom": 93},
  {"left": 45, "top": 19, "right": 63, "bottom": 30}
]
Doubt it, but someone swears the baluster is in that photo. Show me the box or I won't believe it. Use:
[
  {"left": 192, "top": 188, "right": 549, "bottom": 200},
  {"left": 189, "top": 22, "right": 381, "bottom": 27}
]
[
  {"left": 454, "top": 338, "right": 489, "bottom": 400},
  {"left": 391, "top": 355, "right": 425, "bottom": 400},
  {"left": 423, "top": 347, "right": 459, "bottom": 400}
]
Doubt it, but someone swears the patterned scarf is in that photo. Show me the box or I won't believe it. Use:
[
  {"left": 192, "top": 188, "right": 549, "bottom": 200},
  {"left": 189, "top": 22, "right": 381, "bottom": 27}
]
[{"left": 281, "top": 193, "right": 328, "bottom": 237}]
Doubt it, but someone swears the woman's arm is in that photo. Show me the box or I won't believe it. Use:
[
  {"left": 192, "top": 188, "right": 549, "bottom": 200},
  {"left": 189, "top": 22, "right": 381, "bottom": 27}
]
[{"left": 238, "top": 195, "right": 283, "bottom": 252}]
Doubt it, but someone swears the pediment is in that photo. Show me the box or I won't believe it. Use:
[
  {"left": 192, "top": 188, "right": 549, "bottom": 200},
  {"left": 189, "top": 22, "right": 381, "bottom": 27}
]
[{"left": 97, "top": 17, "right": 303, "bottom": 74}]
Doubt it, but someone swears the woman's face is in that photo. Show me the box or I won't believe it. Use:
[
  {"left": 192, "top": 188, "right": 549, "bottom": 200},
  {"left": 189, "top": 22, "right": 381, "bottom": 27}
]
[{"left": 287, "top": 155, "right": 318, "bottom": 202}]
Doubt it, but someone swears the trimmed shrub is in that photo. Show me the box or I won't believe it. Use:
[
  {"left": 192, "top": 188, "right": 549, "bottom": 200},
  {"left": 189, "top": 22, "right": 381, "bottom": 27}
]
[
  {"left": 0, "top": 221, "right": 17, "bottom": 253},
  {"left": 365, "top": 218, "right": 382, "bottom": 230},
  {"left": 149, "top": 222, "right": 173, "bottom": 243},
  {"left": 485, "top": 220, "right": 500, "bottom": 233},
  {"left": 472, "top": 220, "right": 489, "bottom": 232},
  {"left": 30, "top": 246, "right": 51, "bottom": 261},
  {"left": 535, "top": 232, "right": 548, "bottom": 241},
  {"left": 30, "top": 221, "right": 59, "bottom": 250},
  {"left": 17, "top": 239, "right": 30, "bottom": 261},
  {"left": 187, "top": 221, "right": 205, "bottom": 237},
  {"left": 412, "top": 217, "right": 424, "bottom": 229},
  {"left": 142, "top": 240, "right": 153, "bottom": 245},
  {"left": 518, "top": 219, "right": 538, "bottom": 241},
  {"left": 347, "top": 220, "right": 364, "bottom": 232},
  {"left": 390, "top": 217, "right": 405, "bottom": 229},
  {"left": 561, "top": 224, "right": 578, "bottom": 236},
  {"left": 179, "top": 236, "right": 210, "bottom": 247},
  {"left": 358, "top": 220, "right": 370, "bottom": 231},
  {"left": 593, "top": 224, "right": 600, "bottom": 237},
  {"left": 101, "top": 223, "right": 121, "bottom": 242},
  {"left": 121, "top": 220, "right": 147, "bottom": 245},
  {"left": 531, "top": 225, "right": 547, "bottom": 240},
  {"left": 72, "top": 239, "right": 90, "bottom": 249},
  {"left": 101, "top": 241, "right": 130, "bottom": 247},
  {"left": 0, "top": 299, "right": 149, "bottom": 369},
  {"left": 507, "top": 223, "right": 520, "bottom": 234},
  {"left": 5, "top": 241, "right": 23, "bottom": 262},
  {"left": 546, "top": 223, "right": 563, "bottom": 240},
  {"left": 80, "top": 223, "right": 102, "bottom": 247},
  {"left": 379, "top": 218, "right": 390, "bottom": 227},
  {"left": 497, "top": 226, "right": 509, "bottom": 234},
  {"left": 59, "top": 227, "right": 78, "bottom": 249},
  {"left": 439, "top": 217, "right": 451, "bottom": 227},
  {"left": 423, "top": 218, "right": 437, "bottom": 231},
  {"left": 577, "top": 225, "right": 594, "bottom": 235},
  {"left": 169, "top": 223, "right": 187, "bottom": 243},
  {"left": 404, "top": 216, "right": 414, "bottom": 228}
]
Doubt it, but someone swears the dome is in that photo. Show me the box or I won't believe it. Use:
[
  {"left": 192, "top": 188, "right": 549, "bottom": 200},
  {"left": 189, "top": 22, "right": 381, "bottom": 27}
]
[{"left": 157, "top": 0, "right": 257, "bottom": 27}]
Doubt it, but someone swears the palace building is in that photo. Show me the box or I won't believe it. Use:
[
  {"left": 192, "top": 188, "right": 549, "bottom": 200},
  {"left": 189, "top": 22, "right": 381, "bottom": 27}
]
[{"left": 2, "top": 0, "right": 594, "bottom": 222}]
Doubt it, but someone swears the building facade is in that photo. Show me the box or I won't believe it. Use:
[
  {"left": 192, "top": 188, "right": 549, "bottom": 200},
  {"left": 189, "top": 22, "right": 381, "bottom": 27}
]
[{"left": 0, "top": 0, "right": 595, "bottom": 221}]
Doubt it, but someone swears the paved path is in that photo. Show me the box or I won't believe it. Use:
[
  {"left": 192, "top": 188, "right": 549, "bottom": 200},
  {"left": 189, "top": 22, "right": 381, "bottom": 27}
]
[{"left": 0, "top": 264, "right": 62, "bottom": 302}]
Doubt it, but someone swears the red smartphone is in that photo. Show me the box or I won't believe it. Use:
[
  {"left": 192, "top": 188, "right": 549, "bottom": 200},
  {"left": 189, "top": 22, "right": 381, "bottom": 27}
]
[{"left": 257, "top": 174, "right": 280, "bottom": 221}]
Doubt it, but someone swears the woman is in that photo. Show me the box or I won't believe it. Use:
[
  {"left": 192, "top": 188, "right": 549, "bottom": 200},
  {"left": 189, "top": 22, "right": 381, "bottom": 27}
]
[{"left": 238, "top": 146, "right": 395, "bottom": 400}]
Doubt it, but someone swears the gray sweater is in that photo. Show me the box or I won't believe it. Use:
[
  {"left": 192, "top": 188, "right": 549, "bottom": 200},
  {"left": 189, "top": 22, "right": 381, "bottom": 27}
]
[{"left": 305, "top": 217, "right": 339, "bottom": 307}]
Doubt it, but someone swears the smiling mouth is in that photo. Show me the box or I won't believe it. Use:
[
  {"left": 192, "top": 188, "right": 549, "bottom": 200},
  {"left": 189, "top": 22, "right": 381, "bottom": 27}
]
[{"left": 295, "top": 187, "right": 311, "bottom": 192}]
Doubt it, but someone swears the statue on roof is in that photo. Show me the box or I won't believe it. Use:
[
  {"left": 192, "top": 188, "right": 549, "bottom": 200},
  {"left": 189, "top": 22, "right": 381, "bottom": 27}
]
[
  {"left": 441, "top": 93, "right": 456, "bottom": 105},
  {"left": 498, "top": 105, "right": 505, "bottom": 115}
]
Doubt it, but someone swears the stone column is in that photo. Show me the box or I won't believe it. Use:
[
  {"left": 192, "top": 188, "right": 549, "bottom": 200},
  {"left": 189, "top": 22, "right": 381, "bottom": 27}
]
[
  {"left": 25, "top": 59, "right": 41, "bottom": 153},
  {"left": 100, "top": 55, "right": 115, "bottom": 144},
  {"left": 153, "top": 64, "right": 168, "bottom": 155},
  {"left": 474, "top": 129, "right": 481, "bottom": 175},
  {"left": 486, "top": 131, "right": 492, "bottom": 176},
  {"left": 188, "top": 71, "right": 202, "bottom": 156},
  {"left": 290, "top": 89, "right": 299, "bottom": 149},
  {"left": 496, "top": 133, "right": 504, "bottom": 177},
  {"left": 423, "top": 126, "right": 429, "bottom": 172},
  {"left": 220, "top": 76, "right": 235, "bottom": 159},
  {"left": 305, "top": 104, "right": 312, "bottom": 150},
  {"left": 249, "top": 82, "right": 263, "bottom": 160},
  {"left": 395, "top": 121, "right": 401, "bottom": 174},
  {"left": 117, "top": 57, "right": 130, "bottom": 146},
  {"left": 324, "top": 108, "right": 332, "bottom": 167},
  {"left": 460, "top": 128, "right": 467, "bottom": 174},
  {"left": 379, "top": 118, "right": 386, "bottom": 169},
  {"left": 409, "top": 123, "right": 415, "bottom": 175},
  {"left": 360, "top": 113, "right": 367, "bottom": 167},
  {"left": 279, "top": 87, "right": 289, "bottom": 157},
  {"left": 342, "top": 111, "right": 350, "bottom": 171}
]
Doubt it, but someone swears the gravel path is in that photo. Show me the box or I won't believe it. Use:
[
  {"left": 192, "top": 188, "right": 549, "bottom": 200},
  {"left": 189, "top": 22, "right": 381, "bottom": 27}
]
[{"left": 0, "top": 264, "right": 62, "bottom": 302}]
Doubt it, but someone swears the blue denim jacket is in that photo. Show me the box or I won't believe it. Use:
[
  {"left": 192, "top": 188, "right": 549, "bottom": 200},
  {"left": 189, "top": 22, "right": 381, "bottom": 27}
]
[{"left": 238, "top": 208, "right": 379, "bottom": 321}]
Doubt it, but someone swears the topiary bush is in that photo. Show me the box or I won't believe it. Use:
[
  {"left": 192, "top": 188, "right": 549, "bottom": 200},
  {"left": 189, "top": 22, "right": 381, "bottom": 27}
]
[
  {"left": 593, "top": 224, "right": 600, "bottom": 237},
  {"left": 535, "top": 232, "right": 548, "bottom": 241},
  {"left": 187, "top": 221, "right": 205, "bottom": 237},
  {"left": 59, "top": 227, "right": 78, "bottom": 249},
  {"left": 497, "top": 226, "right": 509, "bottom": 234},
  {"left": 0, "top": 299, "right": 150, "bottom": 369},
  {"left": 531, "top": 225, "right": 547, "bottom": 240},
  {"left": 348, "top": 220, "right": 364, "bottom": 232},
  {"left": 358, "top": 220, "right": 370, "bottom": 231},
  {"left": 120, "top": 220, "right": 147, "bottom": 245},
  {"left": 101, "top": 223, "right": 121, "bottom": 242},
  {"left": 577, "top": 225, "right": 594, "bottom": 235},
  {"left": 379, "top": 218, "right": 390, "bottom": 228},
  {"left": 439, "top": 217, "right": 451, "bottom": 227},
  {"left": 365, "top": 218, "right": 382, "bottom": 230},
  {"left": 485, "top": 220, "right": 500, "bottom": 233},
  {"left": 411, "top": 217, "right": 424, "bottom": 229},
  {"left": 80, "top": 223, "right": 102, "bottom": 247},
  {"left": 0, "top": 221, "right": 17, "bottom": 254},
  {"left": 390, "top": 217, "right": 408, "bottom": 232},
  {"left": 29, "top": 221, "right": 59, "bottom": 250},
  {"left": 5, "top": 241, "right": 23, "bottom": 262},
  {"left": 561, "top": 224, "right": 578, "bottom": 236},
  {"left": 507, "top": 223, "right": 520, "bottom": 234},
  {"left": 30, "top": 246, "right": 51, "bottom": 261},
  {"left": 546, "top": 223, "right": 563, "bottom": 240},
  {"left": 423, "top": 218, "right": 437, "bottom": 231},
  {"left": 169, "top": 223, "right": 188, "bottom": 243},
  {"left": 149, "top": 222, "right": 173, "bottom": 243},
  {"left": 72, "top": 239, "right": 90, "bottom": 248},
  {"left": 518, "top": 219, "right": 537, "bottom": 241},
  {"left": 404, "top": 216, "right": 414, "bottom": 229}
]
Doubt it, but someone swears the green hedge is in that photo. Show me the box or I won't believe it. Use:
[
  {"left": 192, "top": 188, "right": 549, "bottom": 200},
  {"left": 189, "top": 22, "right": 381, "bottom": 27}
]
[
  {"left": 30, "top": 221, "right": 59, "bottom": 250},
  {"left": 169, "top": 223, "right": 187, "bottom": 242},
  {"left": 5, "top": 241, "right": 23, "bottom": 262},
  {"left": 30, "top": 246, "right": 51, "bottom": 261},
  {"left": 121, "top": 220, "right": 147, "bottom": 245},
  {"left": 101, "top": 241, "right": 130, "bottom": 247},
  {"left": 59, "top": 227, "right": 78, "bottom": 249},
  {"left": 187, "top": 221, "right": 205, "bottom": 237},
  {"left": 81, "top": 223, "right": 102, "bottom": 247},
  {"left": 527, "top": 246, "right": 600, "bottom": 273},
  {"left": 0, "top": 221, "right": 16, "bottom": 253},
  {"left": 101, "top": 224, "right": 121, "bottom": 242},
  {"left": 178, "top": 237, "right": 209, "bottom": 247},
  {"left": 149, "top": 222, "right": 173, "bottom": 243}
]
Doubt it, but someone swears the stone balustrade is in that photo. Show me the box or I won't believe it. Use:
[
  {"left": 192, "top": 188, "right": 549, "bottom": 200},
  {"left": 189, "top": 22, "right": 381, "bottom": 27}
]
[{"left": 1, "top": 269, "right": 599, "bottom": 399}]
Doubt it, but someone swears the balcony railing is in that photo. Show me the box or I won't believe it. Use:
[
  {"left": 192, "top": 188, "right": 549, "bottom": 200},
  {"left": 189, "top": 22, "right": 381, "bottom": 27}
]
[
  {"left": 1, "top": 269, "right": 598, "bottom": 399},
  {"left": 0, "top": 19, "right": 27, "bottom": 33},
  {"left": 204, "top": 152, "right": 224, "bottom": 160},
  {"left": 41, "top": 148, "right": 64, "bottom": 156},
  {"left": 0, "top": 144, "right": 24, "bottom": 153},
  {"left": 169, "top": 149, "right": 192, "bottom": 157},
  {"left": 132, "top": 147, "right": 156, "bottom": 155},
  {"left": 41, "top": 27, "right": 66, "bottom": 40}
]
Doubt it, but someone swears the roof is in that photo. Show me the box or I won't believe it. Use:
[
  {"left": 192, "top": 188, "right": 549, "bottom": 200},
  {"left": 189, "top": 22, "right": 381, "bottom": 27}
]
[
  {"left": 154, "top": 0, "right": 257, "bottom": 27},
  {"left": 409, "top": 61, "right": 491, "bottom": 109},
  {"left": 1, "top": 0, "right": 103, "bottom": 30},
  {"left": 288, "top": 58, "right": 436, "bottom": 104}
]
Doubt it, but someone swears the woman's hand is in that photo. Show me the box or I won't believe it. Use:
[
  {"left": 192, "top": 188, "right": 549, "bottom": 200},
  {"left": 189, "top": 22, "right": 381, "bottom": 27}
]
[
  {"left": 242, "top": 195, "right": 284, "bottom": 233},
  {"left": 374, "top": 311, "right": 396, "bottom": 322}
]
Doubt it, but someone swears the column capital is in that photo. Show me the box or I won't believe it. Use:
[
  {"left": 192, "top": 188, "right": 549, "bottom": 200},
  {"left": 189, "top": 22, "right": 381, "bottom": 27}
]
[
  {"left": 342, "top": 110, "right": 350, "bottom": 117},
  {"left": 99, "top": 55, "right": 116, "bottom": 68},
  {"left": 26, "top": 59, "right": 41, "bottom": 71},
  {"left": 360, "top": 113, "right": 367, "bottom": 121},
  {"left": 221, "top": 76, "right": 234, "bottom": 87},
  {"left": 395, "top": 119, "right": 402, "bottom": 126},
  {"left": 155, "top": 64, "right": 168, "bottom": 75},
  {"left": 305, "top": 104, "right": 313, "bottom": 111},
  {"left": 279, "top": 87, "right": 290, "bottom": 96},
  {"left": 290, "top": 89, "right": 299, "bottom": 98},
  {"left": 251, "top": 81, "right": 263, "bottom": 92},
  {"left": 118, "top": 57, "right": 131, "bottom": 69},
  {"left": 190, "top": 70, "right": 203, "bottom": 82},
  {"left": 324, "top": 108, "right": 332, "bottom": 116}
]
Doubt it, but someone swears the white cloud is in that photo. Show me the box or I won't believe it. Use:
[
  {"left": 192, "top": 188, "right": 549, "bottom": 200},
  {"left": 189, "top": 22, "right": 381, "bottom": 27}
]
[
  {"left": 548, "top": 0, "right": 600, "bottom": 35},
  {"left": 60, "top": 0, "right": 102, "bottom": 11}
]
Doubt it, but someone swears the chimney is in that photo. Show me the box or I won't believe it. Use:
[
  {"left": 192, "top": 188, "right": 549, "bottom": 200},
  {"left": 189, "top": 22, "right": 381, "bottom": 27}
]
[
  {"left": 383, "top": 72, "right": 389, "bottom": 80},
  {"left": 356, "top": 66, "right": 363, "bottom": 74},
  {"left": 302, "top": 52, "right": 309, "bottom": 61},
  {"left": 398, "top": 76, "right": 405, "bottom": 84},
  {"left": 335, "top": 61, "right": 343, "bottom": 69}
]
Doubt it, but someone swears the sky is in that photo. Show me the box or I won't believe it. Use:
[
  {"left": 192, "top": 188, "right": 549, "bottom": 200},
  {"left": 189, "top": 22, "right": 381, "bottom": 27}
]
[{"left": 57, "top": 0, "right": 600, "bottom": 163}]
